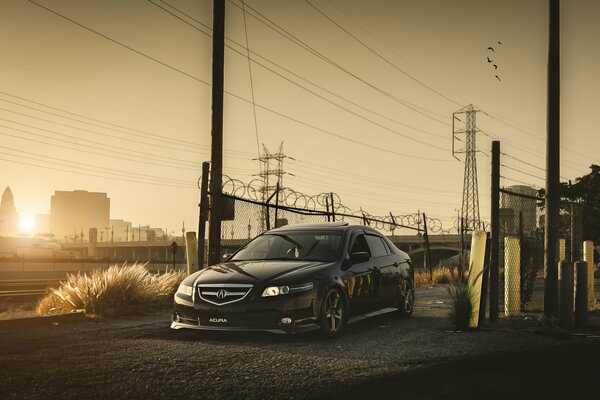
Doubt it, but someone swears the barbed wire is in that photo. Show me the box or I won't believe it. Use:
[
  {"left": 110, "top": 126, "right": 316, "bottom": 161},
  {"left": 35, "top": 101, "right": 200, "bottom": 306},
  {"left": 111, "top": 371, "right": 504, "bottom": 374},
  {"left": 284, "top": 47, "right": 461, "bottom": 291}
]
[{"left": 218, "top": 174, "right": 465, "bottom": 234}]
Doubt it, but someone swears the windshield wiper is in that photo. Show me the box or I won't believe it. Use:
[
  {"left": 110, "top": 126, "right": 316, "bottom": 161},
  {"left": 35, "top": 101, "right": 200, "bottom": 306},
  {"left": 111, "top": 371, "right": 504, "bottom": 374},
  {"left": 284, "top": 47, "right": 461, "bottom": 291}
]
[{"left": 271, "top": 234, "right": 304, "bottom": 249}]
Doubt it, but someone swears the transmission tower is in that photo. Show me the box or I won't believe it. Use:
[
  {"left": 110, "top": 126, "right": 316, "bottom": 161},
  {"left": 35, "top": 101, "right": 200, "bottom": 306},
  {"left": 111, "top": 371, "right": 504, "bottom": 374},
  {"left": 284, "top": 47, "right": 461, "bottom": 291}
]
[
  {"left": 254, "top": 142, "right": 294, "bottom": 231},
  {"left": 453, "top": 104, "right": 481, "bottom": 231}
]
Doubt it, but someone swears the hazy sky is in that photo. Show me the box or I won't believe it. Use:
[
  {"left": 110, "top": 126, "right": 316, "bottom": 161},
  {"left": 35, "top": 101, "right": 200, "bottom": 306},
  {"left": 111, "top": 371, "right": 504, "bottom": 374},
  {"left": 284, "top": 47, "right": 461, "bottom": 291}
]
[{"left": 0, "top": 0, "right": 598, "bottom": 235}]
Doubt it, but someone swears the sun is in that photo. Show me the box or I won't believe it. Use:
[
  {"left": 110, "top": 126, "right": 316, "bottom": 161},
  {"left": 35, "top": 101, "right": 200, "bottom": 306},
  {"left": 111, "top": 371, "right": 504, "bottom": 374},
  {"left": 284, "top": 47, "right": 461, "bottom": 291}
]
[{"left": 19, "top": 213, "right": 35, "bottom": 233}]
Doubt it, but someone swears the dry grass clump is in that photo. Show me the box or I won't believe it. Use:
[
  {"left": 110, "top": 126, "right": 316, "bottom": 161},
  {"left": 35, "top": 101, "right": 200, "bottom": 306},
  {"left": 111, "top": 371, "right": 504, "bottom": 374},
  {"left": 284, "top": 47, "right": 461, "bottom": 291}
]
[
  {"left": 414, "top": 267, "right": 458, "bottom": 287},
  {"left": 447, "top": 279, "right": 475, "bottom": 331},
  {"left": 36, "top": 263, "right": 186, "bottom": 317}
]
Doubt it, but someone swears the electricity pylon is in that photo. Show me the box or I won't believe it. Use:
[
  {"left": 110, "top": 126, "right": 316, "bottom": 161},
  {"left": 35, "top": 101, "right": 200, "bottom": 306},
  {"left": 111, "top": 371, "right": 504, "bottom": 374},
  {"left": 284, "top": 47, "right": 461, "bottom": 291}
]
[{"left": 453, "top": 104, "right": 482, "bottom": 231}]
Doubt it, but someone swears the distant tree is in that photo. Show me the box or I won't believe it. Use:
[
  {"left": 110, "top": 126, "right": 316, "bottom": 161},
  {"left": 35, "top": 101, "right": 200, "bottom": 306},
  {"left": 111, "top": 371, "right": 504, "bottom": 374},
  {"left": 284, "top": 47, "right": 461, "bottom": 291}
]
[{"left": 560, "top": 164, "right": 600, "bottom": 243}]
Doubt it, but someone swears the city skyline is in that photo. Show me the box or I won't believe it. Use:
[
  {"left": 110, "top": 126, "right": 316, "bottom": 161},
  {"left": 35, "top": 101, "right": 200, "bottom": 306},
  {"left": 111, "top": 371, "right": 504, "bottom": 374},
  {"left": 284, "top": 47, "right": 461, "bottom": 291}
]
[{"left": 1, "top": 0, "right": 599, "bottom": 233}]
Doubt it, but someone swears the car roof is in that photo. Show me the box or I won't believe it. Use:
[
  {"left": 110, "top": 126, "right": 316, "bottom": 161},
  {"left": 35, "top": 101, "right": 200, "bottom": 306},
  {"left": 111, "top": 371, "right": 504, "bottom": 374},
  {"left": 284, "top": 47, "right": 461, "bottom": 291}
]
[{"left": 268, "top": 222, "right": 381, "bottom": 235}]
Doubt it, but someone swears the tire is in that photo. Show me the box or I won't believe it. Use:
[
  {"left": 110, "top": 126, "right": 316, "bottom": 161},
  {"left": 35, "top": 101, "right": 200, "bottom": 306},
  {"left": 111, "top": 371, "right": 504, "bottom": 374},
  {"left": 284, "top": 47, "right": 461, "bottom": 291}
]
[
  {"left": 397, "top": 278, "right": 414, "bottom": 318},
  {"left": 318, "top": 287, "right": 346, "bottom": 337}
]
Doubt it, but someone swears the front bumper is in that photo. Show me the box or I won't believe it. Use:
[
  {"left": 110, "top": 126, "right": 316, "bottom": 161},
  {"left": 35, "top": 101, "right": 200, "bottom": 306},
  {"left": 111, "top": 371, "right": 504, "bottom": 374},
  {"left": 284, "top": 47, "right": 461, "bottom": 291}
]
[{"left": 171, "top": 288, "right": 320, "bottom": 334}]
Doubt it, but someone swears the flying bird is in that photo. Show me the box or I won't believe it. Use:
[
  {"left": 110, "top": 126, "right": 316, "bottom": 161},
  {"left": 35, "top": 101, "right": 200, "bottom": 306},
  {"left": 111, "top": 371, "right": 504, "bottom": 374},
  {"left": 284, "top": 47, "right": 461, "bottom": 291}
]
[
  {"left": 487, "top": 56, "right": 494, "bottom": 63},
  {"left": 498, "top": 41, "right": 503, "bottom": 45},
  {"left": 487, "top": 47, "right": 495, "bottom": 52},
  {"left": 493, "top": 64, "right": 498, "bottom": 70},
  {"left": 495, "top": 75, "right": 501, "bottom": 82}
]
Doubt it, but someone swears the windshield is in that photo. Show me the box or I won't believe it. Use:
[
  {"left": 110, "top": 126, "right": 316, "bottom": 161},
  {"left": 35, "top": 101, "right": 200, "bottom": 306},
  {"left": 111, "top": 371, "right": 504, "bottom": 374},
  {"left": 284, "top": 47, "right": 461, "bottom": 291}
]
[{"left": 231, "top": 231, "right": 342, "bottom": 262}]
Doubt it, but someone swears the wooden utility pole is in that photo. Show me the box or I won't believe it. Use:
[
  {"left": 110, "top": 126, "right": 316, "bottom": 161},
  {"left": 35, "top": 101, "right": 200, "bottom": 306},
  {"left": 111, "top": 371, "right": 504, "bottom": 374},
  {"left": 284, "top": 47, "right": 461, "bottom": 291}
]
[
  {"left": 208, "top": 0, "right": 225, "bottom": 266},
  {"left": 544, "top": 0, "right": 560, "bottom": 317},
  {"left": 489, "top": 140, "right": 500, "bottom": 322},
  {"left": 198, "top": 161, "right": 210, "bottom": 268}
]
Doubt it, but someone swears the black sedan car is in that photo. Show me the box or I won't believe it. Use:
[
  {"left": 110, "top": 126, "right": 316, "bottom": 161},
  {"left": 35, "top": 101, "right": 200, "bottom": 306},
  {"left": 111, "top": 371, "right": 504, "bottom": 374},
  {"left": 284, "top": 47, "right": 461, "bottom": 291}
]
[{"left": 171, "top": 222, "right": 414, "bottom": 337}]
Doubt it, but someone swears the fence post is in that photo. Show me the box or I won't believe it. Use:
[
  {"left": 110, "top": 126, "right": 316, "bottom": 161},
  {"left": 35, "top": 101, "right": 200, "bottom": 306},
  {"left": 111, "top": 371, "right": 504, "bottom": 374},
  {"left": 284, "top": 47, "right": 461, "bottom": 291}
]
[
  {"left": 559, "top": 260, "right": 574, "bottom": 329},
  {"left": 504, "top": 236, "right": 520, "bottom": 317},
  {"left": 574, "top": 261, "right": 588, "bottom": 327},
  {"left": 274, "top": 182, "right": 280, "bottom": 227},
  {"left": 583, "top": 241, "right": 595, "bottom": 308},
  {"left": 197, "top": 161, "right": 210, "bottom": 268},
  {"left": 489, "top": 140, "right": 500, "bottom": 322},
  {"left": 422, "top": 213, "right": 432, "bottom": 282},
  {"left": 330, "top": 193, "right": 336, "bottom": 222}
]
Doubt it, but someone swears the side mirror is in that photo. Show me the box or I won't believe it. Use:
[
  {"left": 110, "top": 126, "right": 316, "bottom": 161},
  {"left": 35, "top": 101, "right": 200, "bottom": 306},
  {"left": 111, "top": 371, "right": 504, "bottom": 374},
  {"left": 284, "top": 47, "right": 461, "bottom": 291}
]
[{"left": 222, "top": 253, "right": 232, "bottom": 261}]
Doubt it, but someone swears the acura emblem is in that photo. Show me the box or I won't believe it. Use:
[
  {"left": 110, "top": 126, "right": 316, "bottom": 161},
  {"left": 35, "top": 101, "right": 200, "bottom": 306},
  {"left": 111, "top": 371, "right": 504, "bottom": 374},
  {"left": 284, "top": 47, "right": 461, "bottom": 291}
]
[{"left": 216, "top": 289, "right": 228, "bottom": 299}]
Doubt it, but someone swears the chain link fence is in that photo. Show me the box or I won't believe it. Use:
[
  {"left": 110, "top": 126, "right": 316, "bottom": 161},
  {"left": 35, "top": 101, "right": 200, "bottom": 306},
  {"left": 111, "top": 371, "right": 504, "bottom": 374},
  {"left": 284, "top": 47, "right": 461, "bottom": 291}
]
[{"left": 498, "top": 186, "right": 545, "bottom": 312}]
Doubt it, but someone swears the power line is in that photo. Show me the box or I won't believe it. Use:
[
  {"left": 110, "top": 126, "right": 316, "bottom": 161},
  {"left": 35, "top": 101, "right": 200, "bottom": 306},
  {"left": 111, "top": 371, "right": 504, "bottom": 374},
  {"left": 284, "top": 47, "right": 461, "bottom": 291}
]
[
  {"left": 240, "top": 0, "right": 263, "bottom": 168},
  {"left": 151, "top": 0, "right": 450, "bottom": 147},
  {"left": 500, "top": 175, "right": 543, "bottom": 189},
  {"left": 225, "top": 92, "right": 453, "bottom": 162},
  {"left": 0, "top": 144, "right": 194, "bottom": 186},
  {"left": 304, "top": 0, "right": 463, "bottom": 108},
  {"left": 0, "top": 156, "right": 195, "bottom": 189},
  {"left": 28, "top": 0, "right": 211, "bottom": 85},
  {"left": 29, "top": 0, "right": 451, "bottom": 162},
  {"left": 0, "top": 90, "right": 206, "bottom": 150},
  {"left": 0, "top": 116, "right": 201, "bottom": 168},
  {"left": 501, "top": 163, "right": 545, "bottom": 181},
  {"left": 0, "top": 105, "right": 205, "bottom": 156},
  {"left": 0, "top": 125, "right": 198, "bottom": 171},
  {"left": 226, "top": 0, "right": 452, "bottom": 127},
  {"left": 325, "top": 0, "right": 466, "bottom": 106}
]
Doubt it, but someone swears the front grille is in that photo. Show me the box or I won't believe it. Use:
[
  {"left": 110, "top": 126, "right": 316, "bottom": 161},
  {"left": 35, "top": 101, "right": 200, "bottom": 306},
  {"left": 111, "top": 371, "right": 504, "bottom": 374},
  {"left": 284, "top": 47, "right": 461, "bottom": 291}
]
[{"left": 197, "top": 283, "right": 253, "bottom": 306}]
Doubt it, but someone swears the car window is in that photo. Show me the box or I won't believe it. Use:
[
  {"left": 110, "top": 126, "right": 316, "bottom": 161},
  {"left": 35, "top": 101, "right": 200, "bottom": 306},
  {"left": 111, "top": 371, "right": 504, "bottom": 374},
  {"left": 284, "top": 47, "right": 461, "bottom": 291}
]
[
  {"left": 365, "top": 234, "right": 388, "bottom": 258},
  {"left": 350, "top": 234, "right": 370, "bottom": 256},
  {"left": 231, "top": 231, "right": 342, "bottom": 262}
]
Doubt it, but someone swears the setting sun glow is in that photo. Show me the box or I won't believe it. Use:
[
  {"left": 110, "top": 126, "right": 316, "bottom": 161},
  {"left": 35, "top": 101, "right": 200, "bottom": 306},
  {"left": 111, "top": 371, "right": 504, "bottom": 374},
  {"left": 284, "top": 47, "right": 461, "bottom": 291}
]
[{"left": 19, "top": 213, "right": 35, "bottom": 233}]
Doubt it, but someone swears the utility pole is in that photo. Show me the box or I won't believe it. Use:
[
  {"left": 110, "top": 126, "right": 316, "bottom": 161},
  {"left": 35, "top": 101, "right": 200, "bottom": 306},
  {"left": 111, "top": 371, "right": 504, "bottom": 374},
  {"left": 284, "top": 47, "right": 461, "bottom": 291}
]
[
  {"left": 545, "top": 0, "right": 560, "bottom": 318},
  {"left": 490, "top": 141, "right": 500, "bottom": 321},
  {"left": 208, "top": 0, "right": 225, "bottom": 266}
]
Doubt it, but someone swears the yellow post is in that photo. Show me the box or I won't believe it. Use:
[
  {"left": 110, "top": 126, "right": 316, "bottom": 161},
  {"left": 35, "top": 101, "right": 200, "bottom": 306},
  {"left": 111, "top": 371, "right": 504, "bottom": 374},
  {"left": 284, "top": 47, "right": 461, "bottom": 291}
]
[
  {"left": 559, "top": 238, "right": 566, "bottom": 261},
  {"left": 185, "top": 231, "right": 199, "bottom": 275},
  {"left": 504, "top": 236, "right": 520, "bottom": 316},
  {"left": 583, "top": 241, "right": 595, "bottom": 308},
  {"left": 468, "top": 230, "right": 487, "bottom": 328}
]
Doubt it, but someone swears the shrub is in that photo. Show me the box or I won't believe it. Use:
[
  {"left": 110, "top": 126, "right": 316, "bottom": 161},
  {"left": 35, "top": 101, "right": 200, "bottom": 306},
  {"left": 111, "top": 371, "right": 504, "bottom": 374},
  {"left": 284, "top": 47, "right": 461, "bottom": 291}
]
[
  {"left": 447, "top": 277, "right": 475, "bottom": 331},
  {"left": 36, "top": 263, "right": 186, "bottom": 317},
  {"left": 414, "top": 267, "right": 458, "bottom": 287}
]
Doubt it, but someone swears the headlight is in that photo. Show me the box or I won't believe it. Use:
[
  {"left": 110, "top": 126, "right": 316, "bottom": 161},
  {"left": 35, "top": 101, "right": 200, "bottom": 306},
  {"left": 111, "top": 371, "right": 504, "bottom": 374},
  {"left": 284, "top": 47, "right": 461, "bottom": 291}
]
[
  {"left": 176, "top": 283, "right": 193, "bottom": 297},
  {"left": 262, "top": 286, "right": 290, "bottom": 297},
  {"left": 261, "top": 282, "right": 314, "bottom": 297}
]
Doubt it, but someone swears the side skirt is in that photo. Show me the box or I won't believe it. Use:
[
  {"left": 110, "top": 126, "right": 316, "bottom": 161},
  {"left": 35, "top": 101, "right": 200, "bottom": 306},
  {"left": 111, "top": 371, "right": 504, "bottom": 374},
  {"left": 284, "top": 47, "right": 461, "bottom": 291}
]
[{"left": 347, "top": 307, "right": 399, "bottom": 325}]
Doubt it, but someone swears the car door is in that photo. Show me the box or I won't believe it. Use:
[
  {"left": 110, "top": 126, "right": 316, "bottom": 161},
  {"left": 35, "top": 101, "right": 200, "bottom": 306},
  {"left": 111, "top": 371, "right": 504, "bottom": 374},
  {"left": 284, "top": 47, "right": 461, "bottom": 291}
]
[
  {"left": 343, "top": 232, "right": 381, "bottom": 316},
  {"left": 364, "top": 233, "right": 398, "bottom": 307}
]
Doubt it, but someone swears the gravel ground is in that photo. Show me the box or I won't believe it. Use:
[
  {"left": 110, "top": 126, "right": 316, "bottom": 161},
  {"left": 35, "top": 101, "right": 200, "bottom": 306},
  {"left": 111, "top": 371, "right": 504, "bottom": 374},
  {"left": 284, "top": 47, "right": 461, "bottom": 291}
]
[{"left": 0, "top": 287, "right": 595, "bottom": 400}]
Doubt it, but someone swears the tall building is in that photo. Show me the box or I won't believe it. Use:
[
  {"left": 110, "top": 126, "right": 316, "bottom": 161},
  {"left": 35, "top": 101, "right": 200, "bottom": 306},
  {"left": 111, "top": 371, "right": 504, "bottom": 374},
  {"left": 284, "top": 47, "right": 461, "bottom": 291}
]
[
  {"left": 0, "top": 187, "right": 19, "bottom": 237},
  {"left": 51, "top": 190, "right": 110, "bottom": 242},
  {"left": 501, "top": 185, "right": 538, "bottom": 235}
]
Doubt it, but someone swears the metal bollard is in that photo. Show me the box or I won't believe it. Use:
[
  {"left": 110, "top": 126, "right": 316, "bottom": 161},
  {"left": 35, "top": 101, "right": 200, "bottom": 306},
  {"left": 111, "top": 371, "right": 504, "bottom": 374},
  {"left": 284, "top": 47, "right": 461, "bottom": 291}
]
[
  {"left": 468, "top": 230, "right": 487, "bottom": 328},
  {"left": 574, "top": 261, "right": 588, "bottom": 327},
  {"left": 583, "top": 241, "right": 595, "bottom": 308},
  {"left": 559, "top": 238, "right": 566, "bottom": 262},
  {"left": 559, "top": 261, "right": 574, "bottom": 329},
  {"left": 185, "top": 232, "right": 199, "bottom": 275},
  {"left": 504, "top": 236, "right": 520, "bottom": 317}
]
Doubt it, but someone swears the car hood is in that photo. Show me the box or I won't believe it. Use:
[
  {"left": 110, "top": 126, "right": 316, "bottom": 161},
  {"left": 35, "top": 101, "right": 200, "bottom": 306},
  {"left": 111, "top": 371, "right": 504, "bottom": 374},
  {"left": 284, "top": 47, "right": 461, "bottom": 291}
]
[{"left": 187, "top": 259, "right": 330, "bottom": 285}]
